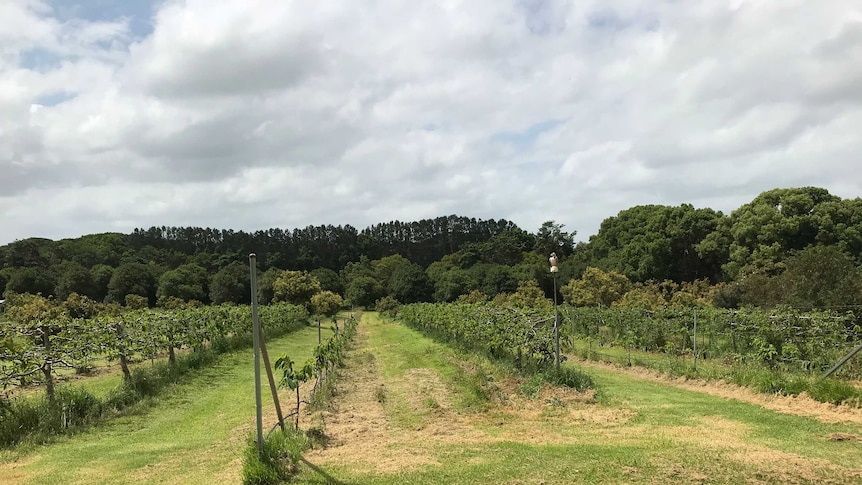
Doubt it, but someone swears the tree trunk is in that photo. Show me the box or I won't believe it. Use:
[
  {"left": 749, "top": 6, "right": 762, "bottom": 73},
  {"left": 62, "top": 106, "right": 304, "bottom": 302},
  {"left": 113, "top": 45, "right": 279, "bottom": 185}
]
[
  {"left": 119, "top": 353, "right": 131, "bottom": 382},
  {"left": 41, "top": 325, "right": 55, "bottom": 403},
  {"left": 42, "top": 362, "right": 55, "bottom": 403},
  {"left": 117, "top": 324, "right": 132, "bottom": 382},
  {"left": 168, "top": 347, "right": 176, "bottom": 365}
]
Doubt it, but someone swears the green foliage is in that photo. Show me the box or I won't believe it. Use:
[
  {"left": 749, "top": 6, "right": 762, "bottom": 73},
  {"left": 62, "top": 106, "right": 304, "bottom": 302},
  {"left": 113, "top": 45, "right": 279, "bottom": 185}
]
[
  {"left": 273, "top": 270, "right": 321, "bottom": 307},
  {"left": 561, "top": 267, "right": 631, "bottom": 307},
  {"left": 5, "top": 267, "right": 56, "bottom": 297},
  {"left": 709, "top": 187, "right": 860, "bottom": 279},
  {"left": 54, "top": 262, "right": 97, "bottom": 301},
  {"left": 561, "top": 304, "right": 862, "bottom": 382},
  {"left": 615, "top": 284, "right": 666, "bottom": 309},
  {"left": 399, "top": 302, "right": 560, "bottom": 369},
  {"left": 124, "top": 294, "right": 148, "bottom": 309},
  {"left": 472, "top": 263, "right": 519, "bottom": 297},
  {"left": 375, "top": 295, "right": 401, "bottom": 317},
  {"left": 274, "top": 355, "right": 314, "bottom": 391},
  {"left": 429, "top": 268, "right": 476, "bottom": 302},
  {"left": 241, "top": 428, "right": 308, "bottom": 485},
  {"left": 0, "top": 303, "right": 309, "bottom": 447},
  {"left": 534, "top": 221, "right": 575, "bottom": 259},
  {"left": 256, "top": 267, "right": 281, "bottom": 305},
  {"left": 157, "top": 263, "right": 209, "bottom": 303},
  {"left": 89, "top": 264, "right": 114, "bottom": 302},
  {"left": 209, "top": 262, "right": 251, "bottom": 305},
  {"left": 310, "top": 268, "right": 342, "bottom": 294},
  {"left": 774, "top": 245, "right": 862, "bottom": 308},
  {"left": 541, "top": 366, "right": 595, "bottom": 392},
  {"left": 583, "top": 204, "right": 724, "bottom": 282},
  {"left": 456, "top": 290, "right": 489, "bottom": 304},
  {"left": 371, "top": 254, "right": 411, "bottom": 287},
  {"left": 60, "top": 293, "right": 100, "bottom": 320},
  {"left": 275, "top": 314, "right": 357, "bottom": 430},
  {"left": 310, "top": 290, "right": 343, "bottom": 317},
  {"left": 0, "top": 387, "right": 103, "bottom": 448},
  {"left": 388, "top": 262, "right": 431, "bottom": 303},
  {"left": 107, "top": 263, "right": 156, "bottom": 306},
  {"left": 482, "top": 229, "right": 534, "bottom": 265},
  {"left": 345, "top": 275, "right": 383, "bottom": 308},
  {"left": 507, "top": 280, "right": 551, "bottom": 309}
]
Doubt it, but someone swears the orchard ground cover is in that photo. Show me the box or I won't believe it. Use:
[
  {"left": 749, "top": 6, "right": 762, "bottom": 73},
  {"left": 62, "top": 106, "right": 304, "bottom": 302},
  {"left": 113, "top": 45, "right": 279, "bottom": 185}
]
[
  {"left": 0, "top": 320, "right": 337, "bottom": 485},
  {"left": 2, "top": 311, "right": 861, "bottom": 484},
  {"left": 294, "top": 312, "right": 862, "bottom": 484}
]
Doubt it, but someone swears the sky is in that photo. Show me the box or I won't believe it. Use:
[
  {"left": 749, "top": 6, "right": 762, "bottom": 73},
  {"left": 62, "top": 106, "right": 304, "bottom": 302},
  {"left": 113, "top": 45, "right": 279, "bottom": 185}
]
[{"left": 1, "top": 0, "right": 861, "bottom": 246}]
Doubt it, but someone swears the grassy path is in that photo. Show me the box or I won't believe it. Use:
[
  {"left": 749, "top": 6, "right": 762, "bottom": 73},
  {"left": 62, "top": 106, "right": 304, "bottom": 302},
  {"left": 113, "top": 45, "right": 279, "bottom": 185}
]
[
  {"left": 0, "top": 321, "right": 333, "bottom": 485},
  {"left": 298, "top": 313, "right": 862, "bottom": 484}
]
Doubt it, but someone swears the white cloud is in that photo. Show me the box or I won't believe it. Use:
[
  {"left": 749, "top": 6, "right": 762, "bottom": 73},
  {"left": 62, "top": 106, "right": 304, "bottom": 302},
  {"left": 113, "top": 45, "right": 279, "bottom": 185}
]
[{"left": 1, "top": 0, "right": 862, "bottom": 247}]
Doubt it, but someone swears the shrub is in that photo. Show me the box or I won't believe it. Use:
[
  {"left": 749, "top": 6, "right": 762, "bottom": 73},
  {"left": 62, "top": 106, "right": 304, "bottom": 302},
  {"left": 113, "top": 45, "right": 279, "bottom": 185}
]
[
  {"left": 543, "top": 366, "right": 595, "bottom": 392},
  {"left": 375, "top": 296, "right": 400, "bottom": 317}
]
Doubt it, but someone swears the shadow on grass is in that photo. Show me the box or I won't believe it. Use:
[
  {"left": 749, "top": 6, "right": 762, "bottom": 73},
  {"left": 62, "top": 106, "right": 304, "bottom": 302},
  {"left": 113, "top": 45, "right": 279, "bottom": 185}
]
[{"left": 299, "top": 457, "right": 353, "bottom": 485}]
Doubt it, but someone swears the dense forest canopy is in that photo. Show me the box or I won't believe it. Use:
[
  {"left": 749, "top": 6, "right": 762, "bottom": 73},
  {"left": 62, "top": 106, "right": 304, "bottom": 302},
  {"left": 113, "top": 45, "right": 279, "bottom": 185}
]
[{"left": 2, "top": 188, "right": 861, "bottom": 310}]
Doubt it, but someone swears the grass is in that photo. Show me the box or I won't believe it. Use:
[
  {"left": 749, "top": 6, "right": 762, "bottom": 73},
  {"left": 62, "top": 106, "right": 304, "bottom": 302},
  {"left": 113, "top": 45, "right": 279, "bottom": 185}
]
[
  {"left": 241, "top": 427, "right": 308, "bottom": 484},
  {"left": 0, "top": 321, "right": 335, "bottom": 485},
  {"left": 567, "top": 336, "right": 862, "bottom": 405},
  {"left": 291, "top": 312, "right": 862, "bottom": 485},
  {"left": 364, "top": 312, "right": 496, "bottom": 424}
]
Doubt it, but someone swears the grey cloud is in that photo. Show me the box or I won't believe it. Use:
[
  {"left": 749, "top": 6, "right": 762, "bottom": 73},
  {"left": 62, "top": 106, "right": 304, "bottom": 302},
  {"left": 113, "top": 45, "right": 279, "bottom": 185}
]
[{"left": 3, "top": 0, "right": 862, "bottom": 245}]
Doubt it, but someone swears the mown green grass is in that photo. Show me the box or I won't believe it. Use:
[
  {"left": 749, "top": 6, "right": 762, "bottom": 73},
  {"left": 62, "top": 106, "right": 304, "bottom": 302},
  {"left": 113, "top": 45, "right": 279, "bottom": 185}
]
[
  {"left": 293, "top": 313, "right": 862, "bottom": 485},
  {"left": 1, "top": 321, "right": 334, "bottom": 485},
  {"left": 364, "top": 313, "right": 497, "bottom": 429},
  {"left": 567, "top": 336, "right": 862, "bottom": 404}
]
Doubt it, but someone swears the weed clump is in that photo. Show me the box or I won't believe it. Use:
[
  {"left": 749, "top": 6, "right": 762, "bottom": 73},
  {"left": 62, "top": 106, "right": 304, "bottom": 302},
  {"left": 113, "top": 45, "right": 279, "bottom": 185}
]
[{"left": 241, "top": 428, "right": 309, "bottom": 485}]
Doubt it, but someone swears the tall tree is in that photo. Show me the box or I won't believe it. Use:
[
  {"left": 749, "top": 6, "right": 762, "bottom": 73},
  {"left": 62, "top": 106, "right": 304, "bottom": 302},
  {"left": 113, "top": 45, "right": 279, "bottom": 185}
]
[
  {"left": 54, "top": 262, "right": 97, "bottom": 300},
  {"left": 209, "top": 262, "right": 251, "bottom": 305},
  {"left": 533, "top": 221, "right": 575, "bottom": 259},
  {"left": 584, "top": 204, "right": 724, "bottom": 282},
  {"left": 157, "top": 263, "right": 209, "bottom": 303},
  {"left": 705, "top": 187, "right": 850, "bottom": 279},
  {"left": 107, "top": 263, "right": 156, "bottom": 306}
]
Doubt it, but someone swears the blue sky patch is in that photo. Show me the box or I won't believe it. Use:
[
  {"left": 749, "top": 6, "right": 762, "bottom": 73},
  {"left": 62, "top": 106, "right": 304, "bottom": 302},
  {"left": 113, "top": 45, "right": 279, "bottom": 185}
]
[
  {"left": 20, "top": 48, "right": 66, "bottom": 71},
  {"left": 46, "top": 0, "right": 157, "bottom": 39},
  {"left": 35, "top": 91, "right": 77, "bottom": 107}
]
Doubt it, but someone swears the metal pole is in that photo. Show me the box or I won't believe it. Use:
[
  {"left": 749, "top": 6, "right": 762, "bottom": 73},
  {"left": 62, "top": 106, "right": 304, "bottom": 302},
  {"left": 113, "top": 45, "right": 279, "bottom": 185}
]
[
  {"left": 259, "top": 328, "right": 285, "bottom": 432},
  {"left": 249, "top": 254, "right": 263, "bottom": 454},
  {"left": 823, "top": 342, "right": 862, "bottom": 378},
  {"left": 318, "top": 318, "right": 321, "bottom": 345},
  {"left": 554, "top": 274, "right": 560, "bottom": 370}
]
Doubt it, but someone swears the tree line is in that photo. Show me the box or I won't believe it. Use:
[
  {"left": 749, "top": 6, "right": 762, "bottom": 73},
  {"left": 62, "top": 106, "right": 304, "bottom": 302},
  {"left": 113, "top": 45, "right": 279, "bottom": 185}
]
[{"left": 2, "top": 187, "right": 861, "bottom": 310}]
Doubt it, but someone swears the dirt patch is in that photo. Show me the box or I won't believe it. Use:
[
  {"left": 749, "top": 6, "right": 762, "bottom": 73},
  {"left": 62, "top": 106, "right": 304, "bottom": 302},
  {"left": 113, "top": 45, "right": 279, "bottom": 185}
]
[
  {"left": 0, "top": 458, "right": 33, "bottom": 485},
  {"left": 649, "top": 416, "right": 861, "bottom": 484},
  {"left": 731, "top": 449, "right": 860, "bottom": 484},
  {"left": 829, "top": 432, "right": 861, "bottom": 442},
  {"left": 574, "top": 356, "right": 862, "bottom": 425}
]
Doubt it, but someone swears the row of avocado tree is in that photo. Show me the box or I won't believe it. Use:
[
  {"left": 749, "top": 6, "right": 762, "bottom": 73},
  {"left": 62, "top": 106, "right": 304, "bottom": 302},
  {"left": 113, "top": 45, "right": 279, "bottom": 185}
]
[
  {"left": 559, "top": 305, "right": 861, "bottom": 377},
  {"left": 275, "top": 314, "right": 358, "bottom": 430},
  {"left": 398, "top": 302, "right": 556, "bottom": 368},
  {"left": 0, "top": 292, "right": 308, "bottom": 401}
]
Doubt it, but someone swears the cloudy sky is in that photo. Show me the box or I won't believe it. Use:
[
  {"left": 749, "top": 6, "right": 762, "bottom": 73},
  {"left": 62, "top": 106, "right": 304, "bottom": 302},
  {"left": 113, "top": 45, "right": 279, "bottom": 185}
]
[{"left": 1, "top": 0, "right": 861, "bottom": 246}]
